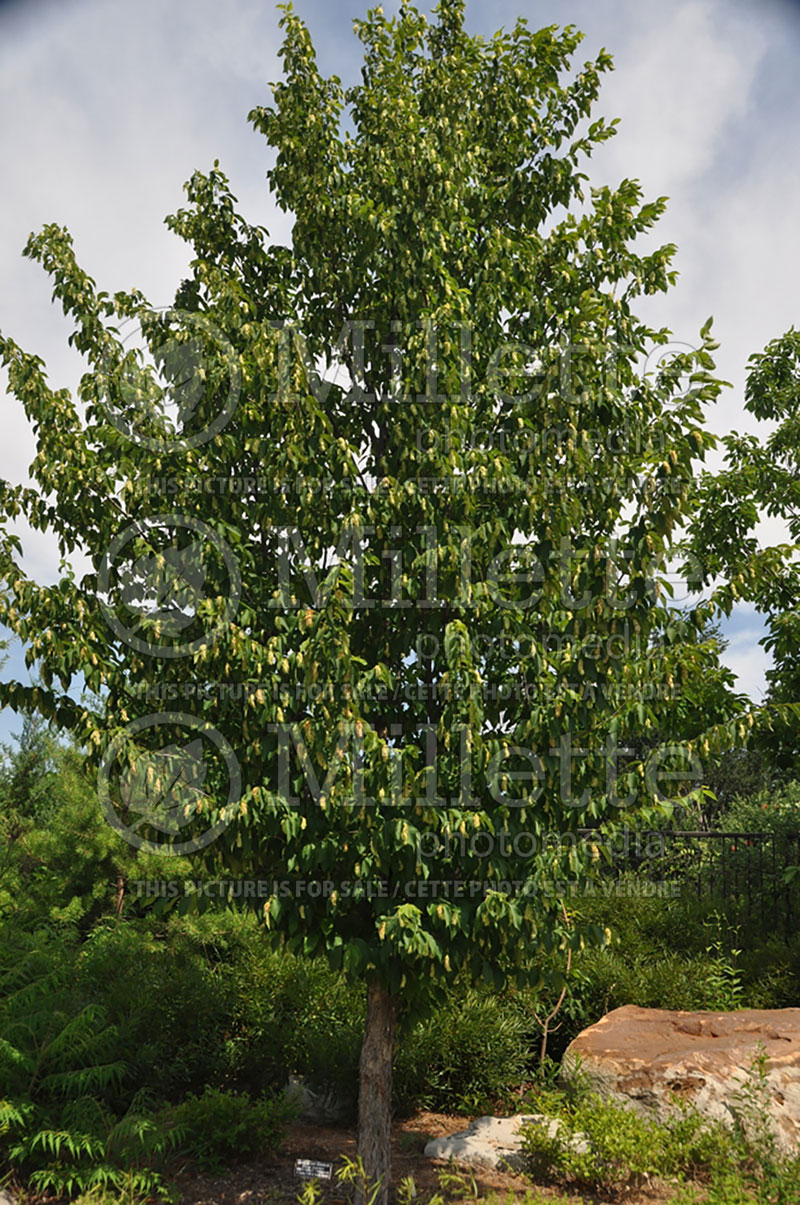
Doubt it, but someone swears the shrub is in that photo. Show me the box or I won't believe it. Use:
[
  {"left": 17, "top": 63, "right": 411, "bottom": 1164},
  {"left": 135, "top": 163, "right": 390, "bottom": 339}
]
[
  {"left": 167, "top": 1086, "right": 292, "bottom": 1172},
  {"left": 521, "top": 1092, "right": 735, "bottom": 1194},
  {"left": 519, "top": 1051, "right": 800, "bottom": 1203},
  {"left": 231, "top": 925, "right": 365, "bottom": 1103},
  {"left": 394, "top": 986, "right": 531, "bottom": 1115},
  {"left": 0, "top": 929, "right": 178, "bottom": 1200},
  {"left": 75, "top": 915, "right": 250, "bottom": 1102}
]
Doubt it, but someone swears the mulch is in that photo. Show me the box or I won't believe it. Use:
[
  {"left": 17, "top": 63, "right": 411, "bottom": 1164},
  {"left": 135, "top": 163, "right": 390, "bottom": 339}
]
[{"left": 172, "top": 1112, "right": 681, "bottom": 1205}]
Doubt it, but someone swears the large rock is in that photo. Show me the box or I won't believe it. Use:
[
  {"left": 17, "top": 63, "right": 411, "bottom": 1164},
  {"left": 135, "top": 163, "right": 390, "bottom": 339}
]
[
  {"left": 423, "top": 1114, "right": 588, "bottom": 1170},
  {"left": 562, "top": 1004, "right": 800, "bottom": 1154}
]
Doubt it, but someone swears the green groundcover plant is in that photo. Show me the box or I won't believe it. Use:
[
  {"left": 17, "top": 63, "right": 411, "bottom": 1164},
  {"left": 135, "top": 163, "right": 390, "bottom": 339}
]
[{"left": 519, "top": 1049, "right": 800, "bottom": 1202}]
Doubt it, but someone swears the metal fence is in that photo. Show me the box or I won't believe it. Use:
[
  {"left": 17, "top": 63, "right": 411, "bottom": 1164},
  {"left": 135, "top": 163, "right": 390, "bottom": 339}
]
[{"left": 577, "top": 829, "right": 800, "bottom": 939}]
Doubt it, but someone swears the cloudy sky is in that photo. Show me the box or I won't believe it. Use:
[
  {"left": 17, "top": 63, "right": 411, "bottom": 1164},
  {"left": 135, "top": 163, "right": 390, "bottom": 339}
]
[{"left": 0, "top": 0, "right": 798, "bottom": 746}]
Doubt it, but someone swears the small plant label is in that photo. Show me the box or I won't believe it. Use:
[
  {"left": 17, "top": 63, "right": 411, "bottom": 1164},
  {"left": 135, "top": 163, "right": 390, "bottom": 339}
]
[{"left": 294, "top": 1159, "right": 333, "bottom": 1180}]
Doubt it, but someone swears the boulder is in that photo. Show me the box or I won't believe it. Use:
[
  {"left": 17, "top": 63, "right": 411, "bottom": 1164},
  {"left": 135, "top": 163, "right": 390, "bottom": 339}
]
[
  {"left": 423, "top": 1113, "right": 588, "bottom": 1171},
  {"left": 562, "top": 1004, "right": 800, "bottom": 1154}
]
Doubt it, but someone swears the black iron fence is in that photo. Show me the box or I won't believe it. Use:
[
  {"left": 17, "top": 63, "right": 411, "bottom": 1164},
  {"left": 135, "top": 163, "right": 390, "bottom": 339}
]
[{"left": 577, "top": 829, "right": 800, "bottom": 938}]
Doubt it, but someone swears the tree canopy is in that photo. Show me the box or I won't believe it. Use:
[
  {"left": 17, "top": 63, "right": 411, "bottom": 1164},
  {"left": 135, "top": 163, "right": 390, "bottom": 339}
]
[{"left": 684, "top": 327, "right": 800, "bottom": 778}]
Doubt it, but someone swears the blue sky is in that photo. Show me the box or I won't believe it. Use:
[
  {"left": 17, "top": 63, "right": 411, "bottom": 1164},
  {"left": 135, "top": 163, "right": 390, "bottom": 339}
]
[{"left": 1, "top": 0, "right": 799, "bottom": 745}]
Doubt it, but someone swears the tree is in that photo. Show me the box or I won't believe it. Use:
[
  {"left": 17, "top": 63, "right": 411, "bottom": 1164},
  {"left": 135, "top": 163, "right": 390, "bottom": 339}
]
[
  {"left": 0, "top": 712, "right": 60, "bottom": 819},
  {"left": 0, "top": 1, "right": 748, "bottom": 1198},
  {"left": 617, "top": 616, "right": 748, "bottom": 828},
  {"left": 683, "top": 328, "right": 800, "bottom": 780}
]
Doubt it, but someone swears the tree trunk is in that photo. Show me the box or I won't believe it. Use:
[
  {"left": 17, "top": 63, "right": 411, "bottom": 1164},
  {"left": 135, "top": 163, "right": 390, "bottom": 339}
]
[
  {"left": 357, "top": 980, "right": 398, "bottom": 1205},
  {"left": 114, "top": 873, "right": 125, "bottom": 918}
]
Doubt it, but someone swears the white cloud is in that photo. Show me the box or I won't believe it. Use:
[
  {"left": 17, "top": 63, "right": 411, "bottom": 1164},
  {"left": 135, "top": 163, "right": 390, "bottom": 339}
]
[
  {"left": 718, "top": 601, "right": 772, "bottom": 700},
  {"left": 723, "top": 630, "right": 772, "bottom": 701},
  {"left": 593, "top": 0, "right": 766, "bottom": 196}
]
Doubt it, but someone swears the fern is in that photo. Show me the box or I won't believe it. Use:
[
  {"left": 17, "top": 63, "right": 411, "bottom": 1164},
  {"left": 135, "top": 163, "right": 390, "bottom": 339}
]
[
  {"left": 0, "top": 1098, "right": 32, "bottom": 1136},
  {"left": 0, "top": 929, "right": 178, "bottom": 1200},
  {"left": 40, "top": 1060, "right": 127, "bottom": 1098}
]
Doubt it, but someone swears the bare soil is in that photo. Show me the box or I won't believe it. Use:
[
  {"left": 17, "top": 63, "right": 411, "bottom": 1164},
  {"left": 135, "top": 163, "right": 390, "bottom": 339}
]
[{"left": 172, "top": 1112, "right": 687, "bottom": 1205}]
